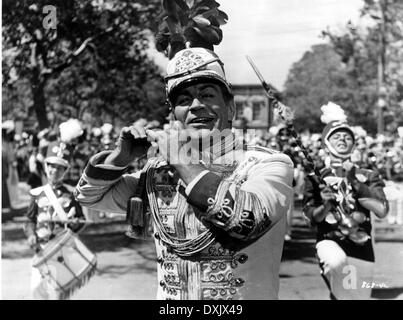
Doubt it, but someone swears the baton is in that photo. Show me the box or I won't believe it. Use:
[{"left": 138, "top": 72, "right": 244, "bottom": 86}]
[
  {"left": 245, "top": 55, "right": 324, "bottom": 183},
  {"left": 246, "top": 55, "right": 277, "bottom": 100}
]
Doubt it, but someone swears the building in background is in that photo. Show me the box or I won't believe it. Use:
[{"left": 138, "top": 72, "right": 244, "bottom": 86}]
[{"left": 232, "top": 84, "right": 281, "bottom": 129}]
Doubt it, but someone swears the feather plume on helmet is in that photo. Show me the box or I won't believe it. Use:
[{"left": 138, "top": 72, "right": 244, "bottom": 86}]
[
  {"left": 45, "top": 119, "right": 84, "bottom": 168},
  {"left": 155, "top": 0, "right": 228, "bottom": 59},
  {"left": 155, "top": 0, "right": 232, "bottom": 106},
  {"left": 59, "top": 118, "right": 84, "bottom": 143}
]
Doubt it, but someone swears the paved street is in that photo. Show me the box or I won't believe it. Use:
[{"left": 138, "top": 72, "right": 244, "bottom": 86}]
[{"left": 2, "top": 209, "right": 403, "bottom": 300}]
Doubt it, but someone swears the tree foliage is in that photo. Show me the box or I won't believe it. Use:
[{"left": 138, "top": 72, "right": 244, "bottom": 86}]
[
  {"left": 283, "top": 0, "right": 403, "bottom": 134},
  {"left": 2, "top": 0, "right": 168, "bottom": 130},
  {"left": 283, "top": 44, "right": 361, "bottom": 133},
  {"left": 155, "top": 0, "right": 228, "bottom": 58}
]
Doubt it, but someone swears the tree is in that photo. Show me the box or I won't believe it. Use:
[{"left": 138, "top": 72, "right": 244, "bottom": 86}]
[
  {"left": 284, "top": 0, "right": 403, "bottom": 134},
  {"left": 322, "top": 0, "right": 403, "bottom": 133},
  {"left": 282, "top": 44, "right": 366, "bottom": 133},
  {"left": 2, "top": 0, "right": 166, "bottom": 130}
]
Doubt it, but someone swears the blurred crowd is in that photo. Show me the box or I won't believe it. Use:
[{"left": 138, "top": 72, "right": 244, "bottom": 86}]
[
  {"left": 2, "top": 118, "right": 403, "bottom": 214},
  {"left": 250, "top": 124, "right": 403, "bottom": 182}
]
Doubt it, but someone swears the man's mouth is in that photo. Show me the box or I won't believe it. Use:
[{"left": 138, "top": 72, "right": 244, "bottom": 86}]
[{"left": 188, "top": 117, "right": 215, "bottom": 125}]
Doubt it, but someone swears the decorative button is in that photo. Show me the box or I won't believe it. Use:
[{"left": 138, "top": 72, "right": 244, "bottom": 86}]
[
  {"left": 57, "top": 256, "right": 64, "bottom": 263},
  {"left": 159, "top": 280, "right": 165, "bottom": 287},
  {"left": 238, "top": 254, "right": 248, "bottom": 264},
  {"left": 157, "top": 257, "right": 163, "bottom": 264},
  {"left": 154, "top": 233, "right": 160, "bottom": 240},
  {"left": 234, "top": 278, "right": 245, "bottom": 286}
]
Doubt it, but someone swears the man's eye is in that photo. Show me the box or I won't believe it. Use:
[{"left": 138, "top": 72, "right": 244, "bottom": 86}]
[
  {"left": 176, "top": 96, "right": 191, "bottom": 105},
  {"left": 204, "top": 93, "right": 214, "bottom": 98},
  {"left": 200, "top": 91, "right": 215, "bottom": 99}
]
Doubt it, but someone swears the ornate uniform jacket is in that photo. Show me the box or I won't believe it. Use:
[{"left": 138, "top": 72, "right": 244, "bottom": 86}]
[
  {"left": 75, "top": 144, "right": 294, "bottom": 300},
  {"left": 303, "top": 162, "right": 388, "bottom": 262},
  {"left": 25, "top": 183, "right": 85, "bottom": 244}
]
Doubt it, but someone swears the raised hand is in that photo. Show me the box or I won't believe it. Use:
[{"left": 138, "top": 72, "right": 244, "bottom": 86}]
[
  {"left": 319, "top": 184, "right": 337, "bottom": 212},
  {"left": 146, "top": 121, "right": 200, "bottom": 165},
  {"left": 105, "top": 124, "right": 152, "bottom": 167}
]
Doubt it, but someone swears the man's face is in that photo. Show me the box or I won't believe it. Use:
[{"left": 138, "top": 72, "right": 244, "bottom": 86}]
[
  {"left": 328, "top": 129, "right": 354, "bottom": 155},
  {"left": 45, "top": 162, "right": 67, "bottom": 184},
  {"left": 172, "top": 81, "right": 233, "bottom": 133}
]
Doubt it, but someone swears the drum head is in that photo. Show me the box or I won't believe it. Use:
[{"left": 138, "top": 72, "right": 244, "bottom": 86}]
[{"left": 32, "top": 229, "right": 74, "bottom": 267}]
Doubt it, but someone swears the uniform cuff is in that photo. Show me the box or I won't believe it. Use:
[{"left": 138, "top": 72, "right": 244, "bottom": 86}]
[
  {"left": 185, "top": 170, "right": 210, "bottom": 196},
  {"left": 186, "top": 172, "right": 222, "bottom": 211},
  {"left": 85, "top": 151, "right": 128, "bottom": 181},
  {"left": 354, "top": 182, "right": 372, "bottom": 198}
]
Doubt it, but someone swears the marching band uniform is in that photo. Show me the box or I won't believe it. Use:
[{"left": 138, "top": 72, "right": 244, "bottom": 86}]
[
  {"left": 24, "top": 141, "right": 86, "bottom": 300},
  {"left": 75, "top": 47, "right": 294, "bottom": 300},
  {"left": 304, "top": 121, "right": 388, "bottom": 299}
]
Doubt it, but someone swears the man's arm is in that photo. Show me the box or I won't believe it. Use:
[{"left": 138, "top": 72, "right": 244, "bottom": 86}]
[
  {"left": 302, "top": 173, "right": 336, "bottom": 224},
  {"left": 24, "top": 197, "right": 38, "bottom": 248},
  {"left": 347, "top": 168, "right": 389, "bottom": 218},
  {"left": 184, "top": 152, "right": 294, "bottom": 241},
  {"left": 75, "top": 124, "right": 150, "bottom": 214},
  {"left": 66, "top": 194, "right": 87, "bottom": 233},
  {"left": 75, "top": 151, "right": 139, "bottom": 214}
]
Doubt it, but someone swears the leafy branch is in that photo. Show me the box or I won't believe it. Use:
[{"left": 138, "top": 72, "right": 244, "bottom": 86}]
[{"left": 155, "top": 0, "right": 228, "bottom": 58}]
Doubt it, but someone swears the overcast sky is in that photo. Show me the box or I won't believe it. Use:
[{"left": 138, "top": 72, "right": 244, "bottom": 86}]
[{"left": 150, "top": 0, "right": 364, "bottom": 90}]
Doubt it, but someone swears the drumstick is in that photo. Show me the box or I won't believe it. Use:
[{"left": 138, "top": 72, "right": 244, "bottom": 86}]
[{"left": 18, "top": 217, "right": 94, "bottom": 224}]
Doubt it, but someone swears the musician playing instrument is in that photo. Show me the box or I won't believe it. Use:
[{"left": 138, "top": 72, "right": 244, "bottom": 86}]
[
  {"left": 303, "top": 120, "right": 388, "bottom": 299},
  {"left": 75, "top": 45, "right": 294, "bottom": 299},
  {"left": 24, "top": 139, "right": 86, "bottom": 300}
]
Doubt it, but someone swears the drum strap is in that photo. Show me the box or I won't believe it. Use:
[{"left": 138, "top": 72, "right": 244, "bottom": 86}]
[{"left": 43, "top": 184, "right": 68, "bottom": 222}]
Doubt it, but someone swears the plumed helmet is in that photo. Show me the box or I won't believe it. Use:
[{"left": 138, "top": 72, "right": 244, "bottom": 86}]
[
  {"left": 165, "top": 47, "right": 232, "bottom": 105},
  {"left": 322, "top": 120, "right": 355, "bottom": 159},
  {"left": 44, "top": 141, "right": 72, "bottom": 168}
]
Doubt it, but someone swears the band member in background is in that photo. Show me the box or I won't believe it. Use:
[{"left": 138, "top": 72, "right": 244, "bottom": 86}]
[
  {"left": 75, "top": 45, "right": 294, "bottom": 300},
  {"left": 24, "top": 136, "right": 86, "bottom": 300},
  {"left": 303, "top": 120, "right": 388, "bottom": 299}
]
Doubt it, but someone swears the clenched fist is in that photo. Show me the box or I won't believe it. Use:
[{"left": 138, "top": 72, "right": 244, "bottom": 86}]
[
  {"left": 105, "top": 124, "right": 152, "bottom": 167},
  {"left": 319, "top": 184, "right": 337, "bottom": 213},
  {"left": 147, "top": 121, "right": 201, "bottom": 165}
]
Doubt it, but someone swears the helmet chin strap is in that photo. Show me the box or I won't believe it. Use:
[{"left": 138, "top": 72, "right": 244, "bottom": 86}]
[{"left": 325, "top": 140, "right": 353, "bottom": 160}]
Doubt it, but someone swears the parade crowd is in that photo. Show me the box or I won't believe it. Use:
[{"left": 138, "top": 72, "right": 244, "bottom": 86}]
[{"left": 3, "top": 118, "right": 403, "bottom": 215}]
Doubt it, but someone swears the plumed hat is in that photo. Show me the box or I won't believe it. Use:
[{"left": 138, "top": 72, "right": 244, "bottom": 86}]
[
  {"left": 155, "top": 0, "right": 230, "bottom": 104},
  {"left": 322, "top": 121, "right": 355, "bottom": 159},
  {"left": 165, "top": 47, "right": 231, "bottom": 102},
  {"left": 320, "top": 101, "right": 355, "bottom": 159},
  {"left": 44, "top": 119, "right": 84, "bottom": 167},
  {"left": 44, "top": 141, "right": 72, "bottom": 168}
]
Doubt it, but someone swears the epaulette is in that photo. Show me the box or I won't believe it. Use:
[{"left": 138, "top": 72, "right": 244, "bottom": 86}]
[
  {"left": 246, "top": 145, "right": 279, "bottom": 154},
  {"left": 29, "top": 186, "right": 45, "bottom": 197}
]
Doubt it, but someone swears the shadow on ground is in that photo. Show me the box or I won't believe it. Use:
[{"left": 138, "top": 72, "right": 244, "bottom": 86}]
[
  {"left": 2, "top": 220, "right": 157, "bottom": 263},
  {"left": 281, "top": 209, "right": 318, "bottom": 264},
  {"left": 371, "top": 287, "right": 403, "bottom": 299}
]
